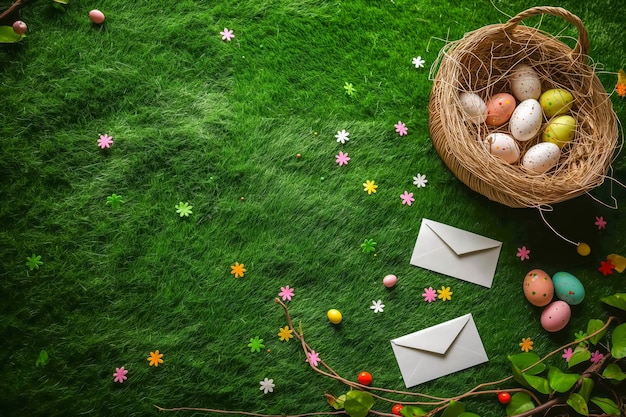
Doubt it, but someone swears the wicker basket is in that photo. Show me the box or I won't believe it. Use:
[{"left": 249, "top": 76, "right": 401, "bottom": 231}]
[{"left": 429, "top": 6, "right": 619, "bottom": 208}]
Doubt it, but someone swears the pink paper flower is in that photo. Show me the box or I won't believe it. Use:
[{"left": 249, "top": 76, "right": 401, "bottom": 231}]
[
  {"left": 422, "top": 287, "right": 437, "bottom": 303},
  {"left": 394, "top": 121, "right": 408, "bottom": 136},
  {"left": 98, "top": 134, "right": 113, "bottom": 149},
  {"left": 516, "top": 246, "right": 530, "bottom": 261},
  {"left": 220, "top": 28, "right": 235, "bottom": 41},
  {"left": 590, "top": 350, "right": 604, "bottom": 363},
  {"left": 562, "top": 348, "right": 573, "bottom": 362},
  {"left": 595, "top": 216, "right": 607, "bottom": 229},
  {"left": 335, "top": 151, "right": 350, "bottom": 166},
  {"left": 400, "top": 191, "right": 415, "bottom": 206},
  {"left": 113, "top": 366, "right": 128, "bottom": 383},
  {"left": 306, "top": 350, "right": 320, "bottom": 367},
  {"left": 278, "top": 285, "right": 294, "bottom": 301}
]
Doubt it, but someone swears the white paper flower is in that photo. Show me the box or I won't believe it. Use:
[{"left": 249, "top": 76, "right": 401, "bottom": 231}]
[
  {"left": 370, "top": 300, "right": 385, "bottom": 313},
  {"left": 413, "top": 174, "right": 428, "bottom": 188},
  {"left": 412, "top": 56, "right": 425, "bottom": 68},
  {"left": 259, "top": 377, "right": 275, "bottom": 394},
  {"left": 335, "top": 129, "right": 350, "bottom": 144}
]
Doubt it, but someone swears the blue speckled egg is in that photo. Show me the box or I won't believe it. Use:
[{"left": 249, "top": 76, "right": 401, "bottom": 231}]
[{"left": 553, "top": 271, "right": 585, "bottom": 305}]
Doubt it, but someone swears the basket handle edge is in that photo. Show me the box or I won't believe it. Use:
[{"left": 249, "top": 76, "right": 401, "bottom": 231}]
[{"left": 503, "top": 6, "right": 589, "bottom": 62}]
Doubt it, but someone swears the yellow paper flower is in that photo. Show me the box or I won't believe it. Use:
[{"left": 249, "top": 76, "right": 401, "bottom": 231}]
[
  {"left": 520, "top": 337, "right": 533, "bottom": 352},
  {"left": 363, "top": 180, "right": 378, "bottom": 195},
  {"left": 147, "top": 350, "right": 164, "bottom": 367},
  {"left": 437, "top": 286, "right": 452, "bottom": 301},
  {"left": 277, "top": 326, "right": 294, "bottom": 342},
  {"left": 231, "top": 262, "right": 246, "bottom": 278}
]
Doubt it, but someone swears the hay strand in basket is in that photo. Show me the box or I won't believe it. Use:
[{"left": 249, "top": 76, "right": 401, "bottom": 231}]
[{"left": 429, "top": 6, "right": 619, "bottom": 209}]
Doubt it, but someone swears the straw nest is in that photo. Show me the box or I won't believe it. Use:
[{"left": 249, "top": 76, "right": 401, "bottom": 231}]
[{"left": 429, "top": 6, "right": 620, "bottom": 208}]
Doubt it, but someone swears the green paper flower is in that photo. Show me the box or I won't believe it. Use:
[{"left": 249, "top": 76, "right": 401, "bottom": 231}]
[
  {"left": 344, "top": 82, "right": 356, "bottom": 96},
  {"left": 26, "top": 254, "right": 43, "bottom": 270},
  {"left": 361, "top": 239, "right": 376, "bottom": 254},
  {"left": 35, "top": 350, "right": 49, "bottom": 367},
  {"left": 106, "top": 194, "right": 124, "bottom": 208},
  {"left": 175, "top": 202, "right": 193, "bottom": 217},
  {"left": 248, "top": 336, "right": 265, "bottom": 353},
  {"left": 574, "top": 331, "right": 589, "bottom": 347}
]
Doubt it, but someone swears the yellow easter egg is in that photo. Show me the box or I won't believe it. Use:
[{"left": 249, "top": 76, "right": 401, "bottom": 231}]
[
  {"left": 543, "top": 115, "right": 577, "bottom": 148},
  {"left": 540, "top": 89, "right": 574, "bottom": 118},
  {"left": 327, "top": 309, "right": 342, "bottom": 324}
]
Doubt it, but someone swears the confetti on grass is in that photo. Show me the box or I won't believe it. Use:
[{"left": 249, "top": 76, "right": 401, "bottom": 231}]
[
  {"left": 26, "top": 254, "right": 43, "bottom": 270},
  {"left": 437, "top": 286, "right": 452, "bottom": 301},
  {"left": 413, "top": 174, "right": 428, "bottom": 188},
  {"left": 599, "top": 261, "right": 615, "bottom": 276},
  {"left": 306, "top": 350, "right": 320, "bottom": 367},
  {"left": 519, "top": 337, "right": 533, "bottom": 352},
  {"left": 422, "top": 287, "right": 437, "bottom": 303},
  {"left": 259, "top": 378, "right": 275, "bottom": 394},
  {"left": 370, "top": 300, "right": 385, "bottom": 313},
  {"left": 231, "top": 262, "right": 246, "bottom": 278},
  {"left": 35, "top": 350, "right": 49, "bottom": 367},
  {"left": 97, "top": 134, "right": 113, "bottom": 149},
  {"left": 278, "top": 285, "right": 294, "bottom": 301},
  {"left": 400, "top": 191, "right": 414, "bottom": 206},
  {"left": 175, "top": 202, "right": 193, "bottom": 217},
  {"left": 590, "top": 350, "right": 604, "bottom": 363},
  {"left": 595, "top": 216, "right": 607, "bottom": 229},
  {"left": 344, "top": 82, "right": 356, "bottom": 96},
  {"left": 147, "top": 350, "right": 163, "bottom": 367},
  {"left": 335, "top": 130, "right": 350, "bottom": 144},
  {"left": 394, "top": 121, "right": 408, "bottom": 136},
  {"left": 562, "top": 348, "right": 573, "bottom": 362},
  {"left": 361, "top": 239, "right": 376, "bottom": 254},
  {"left": 113, "top": 367, "right": 128, "bottom": 383},
  {"left": 106, "top": 194, "right": 124, "bottom": 208},
  {"left": 335, "top": 151, "right": 350, "bottom": 166},
  {"left": 248, "top": 336, "right": 265, "bottom": 353},
  {"left": 516, "top": 246, "right": 530, "bottom": 261},
  {"left": 277, "top": 326, "right": 294, "bottom": 342},
  {"left": 412, "top": 56, "right": 425, "bottom": 68},
  {"left": 363, "top": 180, "right": 378, "bottom": 195},
  {"left": 220, "top": 28, "right": 235, "bottom": 41}
]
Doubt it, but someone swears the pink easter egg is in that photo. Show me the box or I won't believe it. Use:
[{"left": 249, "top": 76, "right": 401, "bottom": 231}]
[
  {"left": 89, "top": 9, "right": 106, "bottom": 24},
  {"left": 383, "top": 274, "right": 397, "bottom": 288}
]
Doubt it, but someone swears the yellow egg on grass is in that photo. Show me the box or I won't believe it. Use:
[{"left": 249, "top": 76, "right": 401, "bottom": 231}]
[
  {"left": 543, "top": 115, "right": 577, "bottom": 148},
  {"left": 327, "top": 309, "right": 342, "bottom": 324},
  {"left": 540, "top": 89, "right": 573, "bottom": 118}
]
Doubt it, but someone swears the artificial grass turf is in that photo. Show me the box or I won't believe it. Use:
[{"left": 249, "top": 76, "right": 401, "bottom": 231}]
[{"left": 1, "top": 0, "right": 625, "bottom": 416}]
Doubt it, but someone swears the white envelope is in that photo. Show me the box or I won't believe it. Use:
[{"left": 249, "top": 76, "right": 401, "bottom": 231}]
[
  {"left": 410, "top": 218, "right": 501, "bottom": 288},
  {"left": 390, "top": 314, "right": 489, "bottom": 388}
]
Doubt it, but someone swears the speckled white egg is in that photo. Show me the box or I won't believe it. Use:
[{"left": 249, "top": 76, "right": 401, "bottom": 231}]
[
  {"left": 510, "top": 64, "right": 542, "bottom": 101},
  {"left": 459, "top": 92, "right": 488, "bottom": 124},
  {"left": 483, "top": 133, "right": 520, "bottom": 164},
  {"left": 509, "top": 99, "right": 542, "bottom": 142},
  {"left": 522, "top": 142, "right": 561, "bottom": 174}
]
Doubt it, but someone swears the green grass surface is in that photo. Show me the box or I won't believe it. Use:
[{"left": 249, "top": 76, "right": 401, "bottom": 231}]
[{"left": 1, "top": 0, "right": 625, "bottom": 416}]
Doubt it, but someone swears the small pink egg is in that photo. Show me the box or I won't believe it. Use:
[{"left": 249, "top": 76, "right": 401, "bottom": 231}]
[
  {"left": 540, "top": 301, "right": 571, "bottom": 332},
  {"left": 485, "top": 93, "right": 516, "bottom": 126},
  {"left": 383, "top": 274, "right": 397, "bottom": 288},
  {"left": 12, "top": 20, "right": 27, "bottom": 35},
  {"left": 523, "top": 269, "right": 554, "bottom": 307},
  {"left": 89, "top": 9, "right": 106, "bottom": 24}
]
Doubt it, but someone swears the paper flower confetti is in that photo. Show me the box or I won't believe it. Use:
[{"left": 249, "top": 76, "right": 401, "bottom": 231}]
[
  {"left": 422, "top": 287, "right": 437, "bottom": 303},
  {"left": 562, "top": 348, "right": 573, "bottom": 362},
  {"left": 413, "top": 174, "right": 428, "bottom": 188},
  {"left": 616, "top": 69, "right": 626, "bottom": 97},
  {"left": 147, "top": 350, "right": 163, "bottom": 367},
  {"left": 277, "top": 326, "right": 294, "bottom": 342},
  {"left": 394, "top": 121, "right": 408, "bottom": 136},
  {"left": 231, "top": 262, "right": 246, "bottom": 278},
  {"left": 599, "top": 261, "right": 615, "bottom": 276},
  {"left": 335, "top": 130, "right": 350, "bottom": 144},
  {"left": 363, "top": 180, "right": 378, "bottom": 195},
  {"left": 590, "top": 350, "right": 604, "bottom": 364},
  {"left": 344, "top": 82, "right": 356, "bottom": 96},
  {"left": 370, "top": 300, "right": 385, "bottom": 313},
  {"left": 437, "top": 286, "right": 453, "bottom": 301},
  {"left": 574, "top": 331, "right": 588, "bottom": 347},
  {"left": 412, "top": 56, "right": 425, "bottom": 68},
  {"left": 516, "top": 246, "right": 530, "bottom": 261},
  {"left": 278, "top": 285, "right": 294, "bottom": 301},
  {"left": 106, "top": 194, "right": 124, "bottom": 208},
  {"left": 259, "top": 377, "right": 275, "bottom": 394},
  {"left": 248, "top": 336, "right": 265, "bottom": 353},
  {"left": 25, "top": 254, "right": 43, "bottom": 270},
  {"left": 361, "top": 239, "right": 376, "bottom": 253},
  {"left": 519, "top": 337, "right": 533, "bottom": 353},
  {"left": 306, "top": 350, "right": 320, "bottom": 367},
  {"left": 35, "top": 350, "right": 49, "bottom": 367},
  {"left": 595, "top": 216, "right": 607, "bottom": 229},
  {"left": 335, "top": 151, "right": 350, "bottom": 166},
  {"left": 220, "top": 28, "right": 235, "bottom": 41},
  {"left": 113, "top": 366, "right": 128, "bottom": 383},
  {"left": 400, "top": 191, "right": 415, "bottom": 206},
  {"left": 97, "top": 134, "right": 113, "bottom": 149},
  {"left": 175, "top": 202, "right": 193, "bottom": 217}
]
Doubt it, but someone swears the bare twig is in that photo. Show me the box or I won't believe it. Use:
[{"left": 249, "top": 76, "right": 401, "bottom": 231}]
[{"left": 0, "top": 0, "right": 27, "bottom": 22}]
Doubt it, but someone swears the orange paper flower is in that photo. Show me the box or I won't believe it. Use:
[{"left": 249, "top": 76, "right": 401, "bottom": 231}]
[
  {"left": 147, "top": 350, "right": 164, "bottom": 367},
  {"left": 616, "top": 83, "right": 626, "bottom": 98},
  {"left": 231, "top": 262, "right": 246, "bottom": 278},
  {"left": 519, "top": 337, "right": 533, "bottom": 352}
]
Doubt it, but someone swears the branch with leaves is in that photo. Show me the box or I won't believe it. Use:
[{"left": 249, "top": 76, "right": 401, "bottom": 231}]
[{"left": 156, "top": 294, "right": 626, "bottom": 417}]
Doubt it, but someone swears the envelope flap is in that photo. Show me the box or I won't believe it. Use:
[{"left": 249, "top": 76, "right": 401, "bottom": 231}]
[
  {"left": 391, "top": 314, "right": 471, "bottom": 355},
  {"left": 425, "top": 219, "right": 501, "bottom": 255}
]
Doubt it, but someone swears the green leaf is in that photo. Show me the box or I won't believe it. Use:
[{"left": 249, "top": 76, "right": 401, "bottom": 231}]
[
  {"left": 400, "top": 406, "right": 428, "bottom": 417},
  {"left": 511, "top": 363, "right": 531, "bottom": 390},
  {"left": 578, "top": 378, "right": 594, "bottom": 403},
  {"left": 586, "top": 319, "right": 606, "bottom": 345},
  {"left": 506, "top": 392, "right": 535, "bottom": 416},
  {"left": 0, "top": 26, "right": 25, "bottom": 43},
  {"left": 610, "top": 323, "right": 626, "bottom": 359},
  {"left": 601, "top": 293, "right": 626, "bottom": 311},
  {"left": 457, "top": 413, "right": 481, "bottom": 417},
  {"left": 568, "top": 347, "right": 591, "bottom": 368},
  {"left": 566, "top": 393, "right": 589, "bottom": 416},
  {"left": 325, "top": 393, "right": 345, "bottom": 410},
  {"left": 35, "top": 350, "right": 48, "bottom": 367},
  {"left": 441, "top": 400, "right": 464, "bottom": 417},
  {"left": 602, "top": 363, "right": 626, "bottom": 382},
  {"left": 590, "top": 397, "right": 621, "bottom": 415},
  {"left": 548, "top": 366, "right": 580, "bottom": 393},
  {"left": 523, "top": 373, "right": 551, "bottom": 394},
  {"left": 344, "top": 391, "right": 374, "bottom": 417},
  {"left": 508, "top": 352, "right": 546, "bottom": 375}
]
